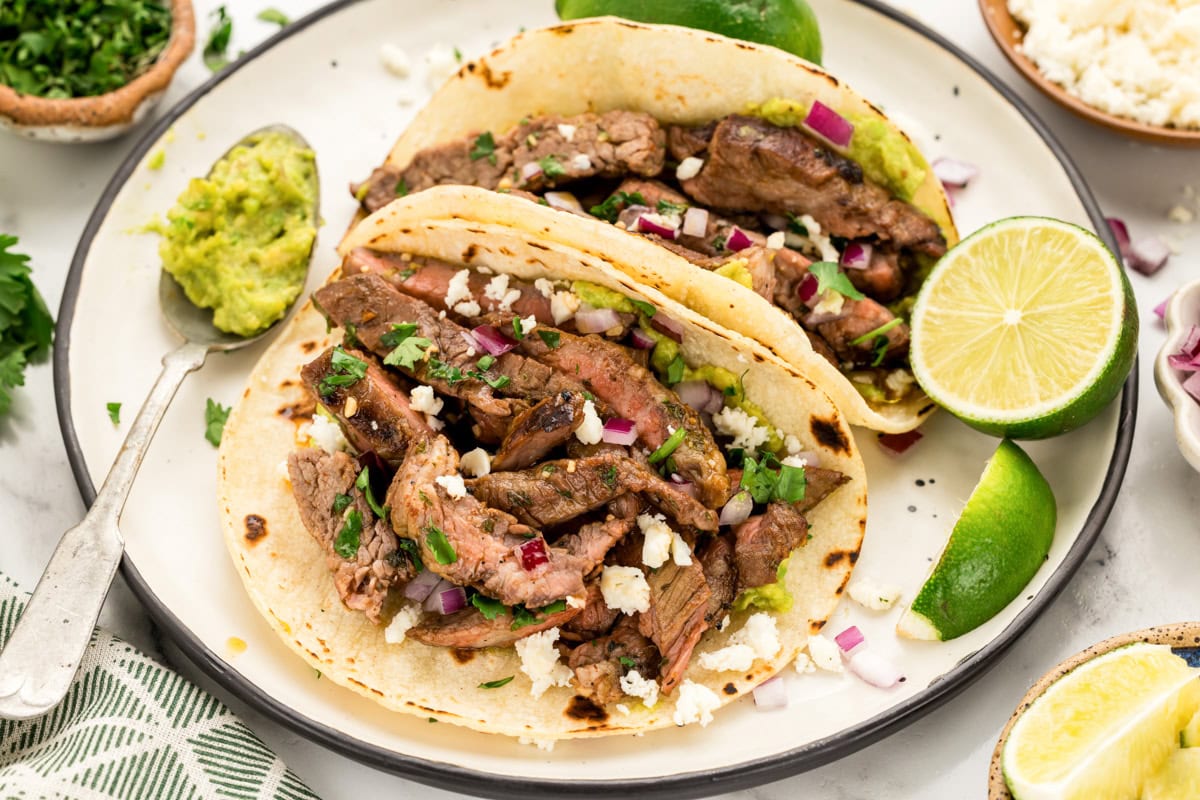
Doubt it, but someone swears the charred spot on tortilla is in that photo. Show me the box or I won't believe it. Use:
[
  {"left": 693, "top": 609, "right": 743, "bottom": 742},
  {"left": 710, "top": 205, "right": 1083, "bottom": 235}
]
[
  {"left": 723, "top": 683, "right": 737, "bottom": 695},
  {"left": 824, "top": 550, "right": 857, "bottom": 568},
  {"left": 276, "top": 402, "right": 312, "bottom": 420},
  {"left": 811, "top": 417, "right": 851, "bottom": 454},
  {"left": 462, "top": 244, "right": 478, "bottom": 261},
  {"left": 451, "top": 648, "right": 476, "bottom": 664},
  {"left": 476, "top": 61, "right": 511, "bottom": 90},
  {"left": 300, "top": 340, "right": 318, "bottom": 354},
  {"left": 244, "top": 514, "right": 268, "bottom": 542},
  {"left": 242, "top": 387, "right": 251, "bottom": 399},
  {"left": 565, "top": 695, "right": 608, "bottom": 723},
  {"left": 528, "top": 241, "right": 549, "bottom": 251}
]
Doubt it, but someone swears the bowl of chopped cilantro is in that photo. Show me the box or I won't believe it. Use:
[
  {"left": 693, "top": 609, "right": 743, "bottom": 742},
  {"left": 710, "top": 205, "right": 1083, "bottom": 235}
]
[{"left": 0, "top": 0, "right": 194, "bottom": 142}]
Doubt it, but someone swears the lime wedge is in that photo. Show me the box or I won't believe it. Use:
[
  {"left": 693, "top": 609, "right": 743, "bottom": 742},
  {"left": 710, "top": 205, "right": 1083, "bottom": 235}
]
[
  {"left": 1002, "top": 643, "right": 1200, "bottom": 800},
  {"left": 896, "top": 439, "right": 1054, "bottom": 641},
  {"left": 1182, "top": 708, "right": 1200, "bottom": 747},
  {"left": 909, "top": 217, "right": 1136, "bottom": 439},
  {"left": 1143, "top": 748, "right": 1200, "bottom": 799}
]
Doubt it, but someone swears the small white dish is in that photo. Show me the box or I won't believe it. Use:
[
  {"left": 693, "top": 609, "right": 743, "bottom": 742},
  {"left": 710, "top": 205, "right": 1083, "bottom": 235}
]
[{"left": 1154, "top": 280, "right": 1200, "bottom": 474}]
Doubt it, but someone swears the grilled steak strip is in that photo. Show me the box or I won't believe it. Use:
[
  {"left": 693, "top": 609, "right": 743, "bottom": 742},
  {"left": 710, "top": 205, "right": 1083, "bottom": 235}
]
[
  {"left": 301, "top": 347, "right": 430, "bottom": 465},
  {"left": 287, "top": 449, "right": 413, "bottom": 623},
  {"left": 559, "top": 515, "right": 638, "bottom": 572},
  {"left": 669, "top": 115, "right": 947, "bottom": 258},
  {"left": 515, "top": 329, "right": 730, "bottom": 507},
  {"left": 387, "top": 435, "right": 586, "bottom": 608},
  {"left": 568, "top": 617, "right": 660, "bottom": 706},
  {"left": 407, "top": 603, "right": 581, "bottom": 649},
  {"left": 469, "top": 453, "right": 718, "bottom": 532},
  {"left": 697, "top": 532, "right": 737, "bottom": 627},
  {"left": 491, "top": 391, "right": 585, "bottom": 472},
  {"left": 795, "top": 466, "right": 852, "bottom": 515},
  {"left": 733, "top": 501, "right": 810, "bottom": 589},
  {"left": 816, "top": 297, "right": 911, "bottom": 366},
  {"left": 561, "top": 579, "right": 621, "bottom": 641},
  {"left": 354, "top": 110, "right": 666, "bottom": 213},
  {"left": 638, "top": 557, "right": 712, "bottom": 694}
]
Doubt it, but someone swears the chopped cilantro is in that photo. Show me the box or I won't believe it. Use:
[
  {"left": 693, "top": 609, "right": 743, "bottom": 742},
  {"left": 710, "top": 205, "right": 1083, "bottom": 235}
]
[
  {"left": 870, "top": 336, "right": 889, "bottom": 367},
  {"left": 381, "top": 323, "right": 432, "bottom": 370},
  {"left": 665, "top": 354, "right": 685, "bottom": 385},
  {"left": 257, "top": 8, "right": 289, "bottom": 27},
  {"left": 600, "top": 464, "right": 618, "bottom": 489},
  {"left": 106, "top": 402, "right": 121, "bottom": 425},
  {"left": 648, "top": 428, "right": 687, "bottom": 465},
  {"left": 537, "top": 329, "right": 561, "bottom": 349},
  {"left": 656, "top": 199, "right": 688, "bottom": 216},
  {"left": 397, "top": 538, "right": 425, "bottom": 572},
  {"left": 776, "top": 464, "right": 808, "bottom": 504},
  {"left": 741, "top": 454, "right": 807, "bottom": 504},
  {"left": 509, "top": 599, "right": 568, "bottom": 631},
  {"left": 848, "top": 317, "right": 904, "bottom": 347},
  {"left": 202, "top": 6, "right": 233, "bottom": 72},
  {"left": 511, "top": 317, "right": 524, "bottom": 339},
  {"left": 428, "top": 358, "right": 465, "bottom": 384},
  {"left": 469, "top": 131, "right": 497, "bottom": 165},
  {"left": 425, "top": 523, "right": 457, "bottom": 564},
  {"left": 343, "top": 322, "right": 361, "bottom": 349},
  {"left": 319, "top": 346, "right": 368, "bottom": 396},
  {"left": 541, "top": 464, "right": 557, "bottom": 475},
  {"left": 355, "top": 466, "right": 388, "bottom": 519},
  {"left": 537, "top": 155, "right": 566, "bottom": 178},
  {"left": 470, "top": 593, "right": 507, "bottom": 620},
  {"left": 478, "top": 676, "right": 514, "bottom": 689},
  {"left": 334, "top": 510, "right": 362, "bottom": 559},
  {"left": 618, "top": 656, "right": 636, "bottom": 669},
  {"left": 0, "top": 236, "right": 53, "bottom": 415},
  {"left": 476, "top": 355, "right": 496, "bottom": 371},
  {"left": 331, "top": 493, "right": 353, "bottom": 514},
  {"left": 630, "top": 299, "right": 656, "bottom": 318},
  {"left": 204, "top": 399, "right": 231, "bottom": 446},
  {"left": 808, "top": 261, "right": 866, "bottom": 301},
  {"left": 395, "top": 178, "right": 409, "bottom": 197},
  {"left": 786, "top": 213, "right": 808, "bottom": 236},
  {"left": 453, "top": 46, "right": 462, "bottom": 62},
  {"left": 589, "top": 191, "right": 645, "bottom": 223}
]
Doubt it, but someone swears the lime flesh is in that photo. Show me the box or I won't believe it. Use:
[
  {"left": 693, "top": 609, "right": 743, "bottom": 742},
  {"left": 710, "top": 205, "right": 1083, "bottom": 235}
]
[{"left": 1143, "top": 748, "right": 1200, "bottom": 800}]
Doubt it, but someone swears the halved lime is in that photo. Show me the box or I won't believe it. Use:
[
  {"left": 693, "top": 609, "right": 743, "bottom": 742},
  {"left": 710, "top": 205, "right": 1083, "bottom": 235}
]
[
  {"left": 555, "top": 0, "right": 823, "bottom": 64},
  {"left": 1002, "top": 643, "right": 1200, "bottom": 800},
  {"left": 1182, "top": 708, "right": 1200, "bottom": 747},
  {"left": 909, "top": 217, "right": 1136, "bottom": 440},
  {"left": 896, "top": 439, "right": 1055, "bottom": 642},
  {"left": 1143, "top": 748, "right": 1200, "bottom": 799}
]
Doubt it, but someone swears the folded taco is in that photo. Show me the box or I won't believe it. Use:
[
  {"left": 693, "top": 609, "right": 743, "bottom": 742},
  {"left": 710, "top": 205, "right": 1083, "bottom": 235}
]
[
  {"left": 351, "top": 18, "right": 959, "bottom": 433},
  {"left": 218, "top": 189, "right": 866, "bottom": 739}
]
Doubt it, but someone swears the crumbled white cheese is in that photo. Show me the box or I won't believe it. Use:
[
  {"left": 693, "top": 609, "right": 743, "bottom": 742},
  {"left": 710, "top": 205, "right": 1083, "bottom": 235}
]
[
  {"left": 514, "top": 628, "right": 573, "bottom": 698},
  {"left": 574, "top": 400, "right": 603, "bottom": 445},
  {"left": 676, "top": 156, "right": 704, "bottom": 181},
  {"left": 698, "top": 644, "right": 756, "bottom": 673},
  {"left": 565, "top": 594, "right": 586, "bottom": 609},
  {"left": 1169, "top": 204, "right": 1195, "bottom": 224},
  {"left": 885, "top": 369, "right": 915, "bottom": 396},
  {"left": 600, "top": 565, "right": 651, "bottom": 614},
  {"left": 712, "top": 406, "right": 770, "bottom": 456},
  {"left": 812, "top": 289, "right": 846, "bottom": 318},
  {"left": 807, "top": 634, "right": 844, "bottom": 673},
  {"left": 395, "top": 88, "right": 418, "bottom": 106},
  {"left": 571, "top": 154, "right": 592, "bottom": 171},
  {"left": 635, "top": 211, "right": 682, "bottom": 232},
  {"left": 784, "top": 434, "right": 803, "bottom": 456},
  {"left": 384, "top": 604, "right": 421, "bottom": 644},
  {"left": 698, "top": 613, "right": 781, "bottom": 673},
  {"left": 444, "top": 269, "right": 473, "bottom": 309},
  {"left": 781, "top": 455, "right": 808, "bottom": 469},
  {"left": 619, "top": 669, "right": 659, "bottom": 708},
  {"left": 499, "top": 289, "right": 522, "bottom": 312},
  {"left": 847, "top": 576, "right": 903, "bottom": 611},
  {"left": 557, "top": 123, "right": 577, "bottom": 141},
  {"left": 435, "top": 474, "right": 467, "bottom": 500},
  {"left": 550, "top": 291, "right": 580, "bottom": 324},
  {"left": 794, "top": 652, "right": 816, "bottom": 674},
  {"left": 520, "top": 315, "right": 537, "bottom": 335},
  {"left": 638, "top": 512, "right": 674, "bottom": 568},
  {"left": 534, "top": 278, "right": 556, "bottom": 298},
  {"left": 518, "top": 736, "right": 556, "bottom": 752},
  {"left": 379, "top": 43, "right": 411, "bottom": 77},
  {"left": 410, "top": 385, "right": 444, "bottom": 416},
  {"left": 765, "top": 231, "right": 787, "bottom": 250},
  {"left": 453, "top": 300, "right": 481, "bottom": 318},
  {"left": 798, "top": 214, "right": 841, "bottom": 262},
  {"left": 672, "top": 680, "right": 720, "bottom": 727},
  {"left": 423, "top": 43, "right": 459, "bottom": 91},
  {"left": 718, "top": 614, "right": 731, "bottom": 632},
  {"left": 460, "top": 447, "right": 492, "bottom": 478},
  {"left": 671, "top": 532, "right": 693, "bottom": 566},
  {"left": 305, "top": 413, "right": 348, "bottom": 454},
  {"left": 484, "top": 274, "right": 512, "bottom": 302}
]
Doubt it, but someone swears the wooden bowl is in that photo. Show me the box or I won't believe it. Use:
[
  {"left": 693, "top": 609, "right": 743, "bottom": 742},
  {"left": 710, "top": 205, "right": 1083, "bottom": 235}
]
[
  {"left": 978, "top": 0, "right": 1200, "bottom": 147},
  {"left": 988, "top": 622, "right": 1200, "bottom": 798},
  {"left": 0, "top": 0, "right": 195, "bottom": 143}
]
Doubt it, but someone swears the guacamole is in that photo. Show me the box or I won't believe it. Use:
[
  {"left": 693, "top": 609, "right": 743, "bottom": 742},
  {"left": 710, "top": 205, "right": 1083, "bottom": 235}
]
[{"left": 153, "top": 130, "right": 318, "bottom": 337}]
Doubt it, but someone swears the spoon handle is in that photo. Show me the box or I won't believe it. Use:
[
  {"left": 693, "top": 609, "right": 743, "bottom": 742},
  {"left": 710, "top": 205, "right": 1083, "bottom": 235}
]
[{"left": 0, "top": 340, "right": 209, "bottom": 720}]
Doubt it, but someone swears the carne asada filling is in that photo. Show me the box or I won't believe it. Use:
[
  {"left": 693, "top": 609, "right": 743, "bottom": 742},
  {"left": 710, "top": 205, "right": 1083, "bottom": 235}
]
[{"left": 287, "top": 255, "right": 851, "bottom": 702}]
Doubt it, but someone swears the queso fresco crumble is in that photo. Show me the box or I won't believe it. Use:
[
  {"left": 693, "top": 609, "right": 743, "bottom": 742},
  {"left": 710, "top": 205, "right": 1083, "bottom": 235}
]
[{"left": 1009, "top": 0, "right": 1200, "bottom": 130}]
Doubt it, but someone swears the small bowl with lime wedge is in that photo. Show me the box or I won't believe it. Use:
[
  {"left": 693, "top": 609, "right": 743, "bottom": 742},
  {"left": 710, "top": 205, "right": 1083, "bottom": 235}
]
[{"left": 1154, "top": 280, "right": 1200, "bottom": 475}]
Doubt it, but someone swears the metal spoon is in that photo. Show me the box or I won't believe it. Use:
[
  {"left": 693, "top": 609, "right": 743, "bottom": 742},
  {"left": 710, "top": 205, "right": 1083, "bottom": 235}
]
[{"left": 0, "top": 124, "right": 318, "bottom": 720}]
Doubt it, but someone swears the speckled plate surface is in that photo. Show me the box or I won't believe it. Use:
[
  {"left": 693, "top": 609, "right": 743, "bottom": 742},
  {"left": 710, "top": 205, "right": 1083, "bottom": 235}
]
[{"left": 53, "top": 0, "right": 1134, "bottom": 797}]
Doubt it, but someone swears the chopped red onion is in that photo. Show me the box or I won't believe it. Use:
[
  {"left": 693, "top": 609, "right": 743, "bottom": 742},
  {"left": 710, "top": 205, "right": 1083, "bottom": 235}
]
[
  {"left": 617, "top": 205, "right": 651, "bottom": 229},
  {"left": 405, "top": 569, "right": 444, "bottom": 602},
  {"left": 1184, "top": 372, "right": 1200, "bottom": 403},
  {"left": 575, "top": 306, "right": 624, "bottom": 334},
  {"left": 719, "top": 491, "right": 754, "bottom": 526},
  {"left": 636, "top": 214, "right": 679, "bottom": 240},
  {"left": 682, "top": 206, "right": 709, "bottom": 238},
  {"left": 544, "top": 191, "right": 583, "bottom": 213},
  {"left": 629, "top": 328, "right": 657, "bottom": 350},
  {"left": 517, "top": 539, "right": 549, "bottom": 571},
  {"left": 725, "top": 227, "right": 753, "bottom": 252},
  {"left": 423, "top": 580, "right": 465, "bottom": 613},
  {"left": 601, "top": 417, "right": 639, "bottom": 446},
  {"left": 803, "top": 101, "right": 854, "bottom": 148},
  {"left": 847, "top": 650, "right": 905, "bottom": 689},
  {"left": 798, "top": 272, "right": 819, "bottom": 305},
  {"left": 1168, "top": 326, "right": 1200, "bottom": 372},
  {"left": 651, "top": 311, "right": 684, "bottom": 343},
  {"left": 752, "top": 676, "right": 788, "bottom": 710},
  {"left": 840, "top": 241, "right": 873, "bottom": 270},
  {"left": 460, "top": 330, "right": 481, "bottom": 353},
  {"left": 520, "top": 161, "right": 543, "bottom": 181},
  {"left": 834, "top": 625, "right": 865, "bottom": 655},
  {"left": 1106, "top": 217, "right": 1132, "bottom": 260},
  {"left": 669, "top": 474, "right": 699, "bottom": 500},
  {"left": 1129, "top": 237, "right": 1171, "bottom": 275},
  {"left": 931, "top": 157, "right": 979, "bottom": 189},
  {"left": 472, "top": 324, "right": 517, "bottom": 356},
  {"left": 877, "top": 430, "right": 923, "bottom": 455},
  {"left": 1154, "top": 297, "right": 1170, "bottom": 320},
  {"left": 676, "top": 380, "right": 724, "bottom": 414}
]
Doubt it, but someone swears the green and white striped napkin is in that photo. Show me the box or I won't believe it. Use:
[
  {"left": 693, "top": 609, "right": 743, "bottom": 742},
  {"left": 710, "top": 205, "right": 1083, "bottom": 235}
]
[{"left": 0, "top": 574, "right": 320, "bottom": 800}]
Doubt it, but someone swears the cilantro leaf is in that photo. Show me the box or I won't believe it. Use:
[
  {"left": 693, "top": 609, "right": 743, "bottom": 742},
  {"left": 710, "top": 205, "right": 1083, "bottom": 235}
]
[
  {"left": 428, "top": 358, "right": 464, "bottom": 384},
  {"left": 203, "top": 6, "right": 233, "bottom": 72},
  {"left": 537, "top": 329, "right": 560, "bottom": 349},
  {"left": 589, "top": 191, "right": 645, "bottom": 223},
  {"left": 776, "top": 464, "right": 808, "bottom": 504},
  {"left": 470, "top": 132, "right": 497, "bottom": 165},
  {"left": 656, "top": 199, "right": 688, "bottom": 216},
  {"left": 511, "top": 317, "right": 524, "bottom": 340},
  {"left": 397, "top": 538, "right": 424, "bottom": 572},
  {"left": 476, "top": 355, "right": 496, "bottom": 371},
  {"left": 319, "top": 346, "right": 369, "bottom": 396},
  {"left": 334, "top": 509, "right": 362, "bottom": 559},
  {"left": 106, "top": 402, "right": 121, "bottom": 425},
  {"left": 381, "top": 323, "right": 432, "bottom": 370},
  {"left": 478, "top": 676, "right": 514, "bottom": 689},
  {"left": 808, "top": 262, "right": 866, "bottom": 301},
  {"left": 665, "top": 354, "right": 685, "bottom": 385},
  {"left": 204, "top": 398, "right": 231, "bottom": 446},
  {"left": 471, "top": 593, "right": 507, "bottom": 620},
  {"left": 394, "top": 178, "right": 409, "bottom": 197},
  {"left": 331, "top": 493, "right": 353, "bottom": 514},
  {"left": 256, "top": 8, "right": 289, "bottom": 27},
  {"left": 355, "top": 466, "right": 388, "bottom": 519},
  {"left": 0, "top": 349, "right": 26, "bottom": 417},
  {"left": 425, "top": 523, "right": 457, "bottom": 564},
  {"left": 619, "top": 656, "right": 636, "bottom": 668},
  {"left": 537, "top": 155, "right": 566, "bottom": 178},
  {"left": 0, "top": 236, "right": 53, "bottom": 416},
  {"left": 630, "top": 299, "right": 656, "bottom": 318},
  {"left": 509, "top": 599, "right": 568, "bottom": 630}
]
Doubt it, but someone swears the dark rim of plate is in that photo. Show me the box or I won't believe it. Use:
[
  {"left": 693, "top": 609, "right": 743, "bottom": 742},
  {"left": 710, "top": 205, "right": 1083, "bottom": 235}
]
[{"left": 52, "top": 1, "right": 1138, "bottom": 798}]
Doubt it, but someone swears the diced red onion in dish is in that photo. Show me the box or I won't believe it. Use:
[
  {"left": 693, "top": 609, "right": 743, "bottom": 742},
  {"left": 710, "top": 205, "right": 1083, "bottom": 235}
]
[
  {"left": 520, "top": 161, "right": 544, "bottom": 181},
  {"left": 516, "top": 538, "right": 550, "bottom": 571},
  {"left": 725, "top": 227, "right": 754, "bottom": 252},
  {"left": 752, "top": 676, "right": 788, "bottom": 710},
  {"left": 601, "top": 417, "right": 639, "bottom": 446},
  {"left": 460, "top": 330, "right": 481, "bottom": 353},
  {"left": 719, "top": 491, "right": 754, "bottom": 526},
  {"left": 798, "top": 272, "right": 819, "bottom": 305},
  {"left": 1106, "top": 217, "right": 1132, "bottom": 260},
  {"left": 1128, "top": 237, "right": 1171, "bottom": 276},
  {"left": 931, "top": 157, "right": 979, "bottom": 189},
  {"left": 635, "top": 215, "right": 679, "bottom": 240},
  {"left": 834, "top": 625, "right": 866, "bottom": 655},
  {"left": 682, "top": 206, "right": 709, "bottom": 238},
  {"left": 1184, "top": 372, "right": 1200, "bottom": 403},
  {"left": 676, "top": 380, "right": 725, "bottom": 415},
  {"left": 847, "top": 650, "right": 905, "bottom": 689},
  {"left": 629, "top": 328, "right": 657, "bottom": 350},
  {"left": 423, "top": 581, "right": 467, "bottom": 614},
  {"left": 544, "top": 191, "right": 583, "bottom": 213},
  {"left": 669, "top": 474, "right": 698, "bottom": 499},
  {"left": 404, "top": 569, "right": 444, "bottom": 602},
  {"left": 472, "top": 324, "right": 517, "bottom": 356},
  {"left": 840, "top": 241, "right": 873, "bottom": 270},
  {"left": 651, "top": 311, "right": 685, "bottom": 343},
  {"left": 1155, "top": 297, "right": 1170, "bottom": 320},
  {"left": 877, "top": 430, "right": 923, "bottom": 455},
  {"left": 803, "top": 101, "right": 854, "bottom": 148},
  {"left": 617, "top": 205, "right": 650, "bottom": 229},
  {"left": 1168, "top": 326, "right": 1200, "bottom": 371},
  {"left": 575, "top": 306, "right": 625, "bottom": 334}
]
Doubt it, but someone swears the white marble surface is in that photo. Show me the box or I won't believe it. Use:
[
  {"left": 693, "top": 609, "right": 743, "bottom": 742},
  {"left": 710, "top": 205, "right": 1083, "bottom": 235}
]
[{"left": 1, "top": 1, "right": 1197, "bottom": 798}]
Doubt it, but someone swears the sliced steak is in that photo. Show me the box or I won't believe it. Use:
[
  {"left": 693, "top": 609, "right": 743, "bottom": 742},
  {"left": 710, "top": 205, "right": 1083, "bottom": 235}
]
[
  {"left": 848, "top": 249, "right": 904, "bottom": 302},
  {"left": 560, "top": 515, "right": 637, "bottom": 572},
  {"left": 638, "top": 558, "right": 711, "bottom": 694},
  {"left": 287, "top": 449, "right": 413, "bottom": 623},
  {"left": 671, "top": 115, "right": 946, "bottom": 258},
  {"left": 795, "top": 466, "right": 851, "bottom": 515},
  {"left": 407, "top": 603, "right": 580, "bottom": 649},
  {"left": 469, "top": 453, "right": 718, "bottom": 531},
  {"left": 491, "top": 391, "right": 585, "bottom": 471},
  {"left": 568, "top": 617, "right": 660, "bottom": 706},
  {"left": 816, "top": 297, "right": 910, "bottom": 366},
  {"left": 515, "top": 329, "right": 730, "bottom": 506},
  {"left": 697, "top": 533, "right": 738, "bottom": 627},
  {"left": 733, "top": 501, "right": 810, "bottom": 589},
  {"left": 666, "top": 121, "right": 717, "bottom": 160},
  {"left": 561, "top": 579, "right": 620, "bottom": 641},
  {"left": 301, "top": 347, "right": 430, "bottom": 464},
  {"left": 387, "top": 435, "right": 586, "bottom": 608}
]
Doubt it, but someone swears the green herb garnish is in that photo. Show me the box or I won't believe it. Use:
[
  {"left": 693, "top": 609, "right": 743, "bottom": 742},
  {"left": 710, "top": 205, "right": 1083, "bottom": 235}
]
[
  {"left": 848, "top": 317, "right": 903, "bottom": 347},
  {"left": 0, "top": 236, "right": 52, "bottom": 415},
  {"left": 511, "top": 317, "right": 524, "bottom": 339},
  {"left": 476, "top": 354, "right": 496, "bottom": 371},
  {"left": 470, "top": 593, "right": 507, "bottom": 620},
  {"left": 648, "top": 428, "right": 687, "bottom": 465},
  {"left": 425, "top": 523, "right": 457, "bottom": 564},
  {"left": 256, "top": 8, "right": 289, "bottom": 27},
  {"left": 510, "top": 599, "right": 568, "bottom": 630},
  {"left": 204, "top": 398, "right": 231, "bottom": 446},
  {"left": 665, "top": 354, "right": 685, "bottom": 385},
  {"left": 106, "top": 402, "right": 121, "bottom": 425},
  {"left": 331, "top": 493, "right": 353, "bottom": 514},
  {"left": 319, "top": 346, "right": 369, "bottom": 396},
  {"left": 397, "top": 538, "right": 424, "bottom": 572},
  {"left": 537, "top": 329, "right": 560, "bottom": 349},
  {"left": 786, "top": 213, "right": 808, "bottom": 236},
  {"left": 630, "top": 299, "right": 656, "bottom": 318},
  {"left": 478, "top": 676, "right": 514, "bottom": 689},
  {"left": 537, "top": 155, "right": 566, "bottom": 178},
  {"left": 395, "top": 178, "right": 409, "bottom": 197},
  {"left": 355, "top": 466, "right": 388, "bottom": 519},
  {"left": 381, "top": 323, "right": 432, "bottom": 370},
  {"left": 656, "top": 199, "right": 688, "bottom": 216},
  {"left": 428, "top": 358, "right": 465, "bottom": 384},
  {"left": 600, "top": 464, "right": 618, "bottom": 489},
  {"left": 470, "top": 131, "right": 497, "bottom": 165},
  {"left": 740, "top": 454, "right": 807, "bottom": 504},
  {"left": 334, "top": 509, "right": 362, "bottom": 559},
  {"left": 589, "top": 190, "right": 645, "bottom": 223},
  {"left": 808, "top": 261, "right": 866, "bottom": 301},
  {"left": 202, "top": 5, "right": 233, "bottom": 72},
  {"left": 618, "top": 656, "right": 636, "bottom": 669}
]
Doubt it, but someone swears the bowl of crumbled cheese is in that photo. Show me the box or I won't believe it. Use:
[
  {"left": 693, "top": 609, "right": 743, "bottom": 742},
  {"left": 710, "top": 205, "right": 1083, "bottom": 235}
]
[{"left": 979, "top": 0, "right": 1200, "bottom": 146}]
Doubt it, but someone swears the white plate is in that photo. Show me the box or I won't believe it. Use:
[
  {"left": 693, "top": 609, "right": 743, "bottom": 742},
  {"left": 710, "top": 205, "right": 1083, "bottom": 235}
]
[{"left": 54, "top": 0, "right": 1134, "bottom": 796}]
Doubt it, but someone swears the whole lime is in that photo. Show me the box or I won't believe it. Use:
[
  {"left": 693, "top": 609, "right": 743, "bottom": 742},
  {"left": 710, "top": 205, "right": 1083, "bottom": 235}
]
[{"left": 555, "top": 0, "right": 823, "bottom": 65}]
